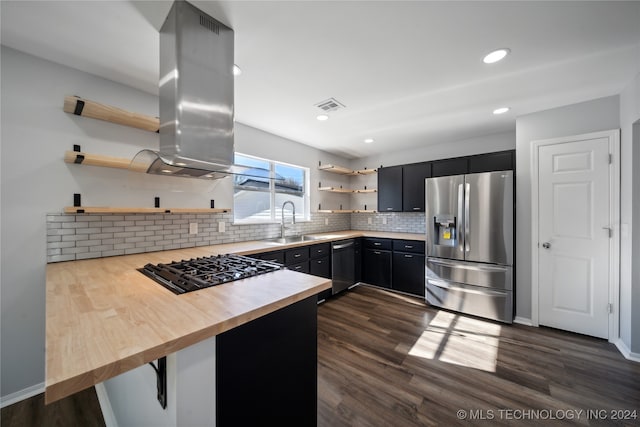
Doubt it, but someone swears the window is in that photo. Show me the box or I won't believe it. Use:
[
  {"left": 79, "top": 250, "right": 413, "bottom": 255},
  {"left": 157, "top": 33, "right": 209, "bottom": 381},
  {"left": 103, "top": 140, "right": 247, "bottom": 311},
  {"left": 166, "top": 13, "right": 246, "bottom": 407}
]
[{"left": 233, "top": 153, "right": 309, "bottom": 223}]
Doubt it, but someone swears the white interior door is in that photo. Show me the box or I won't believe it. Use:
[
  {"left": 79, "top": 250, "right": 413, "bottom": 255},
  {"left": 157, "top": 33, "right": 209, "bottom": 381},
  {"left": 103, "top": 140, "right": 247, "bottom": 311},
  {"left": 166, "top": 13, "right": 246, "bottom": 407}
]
[{"left": 537, "top": 136, "right": 611, "bottom": 339}]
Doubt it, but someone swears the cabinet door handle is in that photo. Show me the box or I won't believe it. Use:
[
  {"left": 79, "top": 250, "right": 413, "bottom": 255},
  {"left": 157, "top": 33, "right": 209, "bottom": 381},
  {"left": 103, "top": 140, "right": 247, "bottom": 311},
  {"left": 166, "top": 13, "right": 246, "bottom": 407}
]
[
  {"left": 386, "top": 207, "right": 393, "bottom": 211},
  {"left": 374, "top": 251, "right": 381, "bottom": 255},
  {"left": 373, "top": 242, "right": 381, "bottom": 246},
  {"left": 294, "top": 265, "right": 302, "bottom": 270},
  {"left": 404, "top": 254, "right": 413, "bottom": 258},
  {"left": 404, "top": 245, "right": 413, "bottom": 249},
  {"left": 412, "top": 207, "right": 420, "bottom": 211},
  {"left": 294, "top": 253, "right": 301, "bottom": 258}
]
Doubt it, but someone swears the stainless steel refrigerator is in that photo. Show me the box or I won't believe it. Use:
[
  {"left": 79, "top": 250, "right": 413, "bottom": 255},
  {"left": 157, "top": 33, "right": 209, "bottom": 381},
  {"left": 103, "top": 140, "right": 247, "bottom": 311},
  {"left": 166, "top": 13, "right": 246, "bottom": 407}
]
[{"left": 425, "top": 171, "right": 514, "bottom": 323}]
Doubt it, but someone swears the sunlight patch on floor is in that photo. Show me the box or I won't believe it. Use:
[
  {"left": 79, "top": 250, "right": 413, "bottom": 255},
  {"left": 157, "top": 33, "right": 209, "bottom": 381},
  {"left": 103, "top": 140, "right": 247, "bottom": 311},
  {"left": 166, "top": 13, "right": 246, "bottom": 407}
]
[{"left": 408, "top": 311, "right": 502, "bottom": 372}]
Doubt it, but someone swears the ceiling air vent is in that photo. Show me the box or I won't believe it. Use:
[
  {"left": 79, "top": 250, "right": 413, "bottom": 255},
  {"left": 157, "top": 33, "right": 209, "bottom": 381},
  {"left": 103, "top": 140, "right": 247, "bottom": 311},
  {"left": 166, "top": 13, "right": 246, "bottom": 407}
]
[
  {"left": 315, "top": 98, "right": 346, "bottom": 112},
  {"left": 199, "top": 15, "right": 220, "bottom": 34}
]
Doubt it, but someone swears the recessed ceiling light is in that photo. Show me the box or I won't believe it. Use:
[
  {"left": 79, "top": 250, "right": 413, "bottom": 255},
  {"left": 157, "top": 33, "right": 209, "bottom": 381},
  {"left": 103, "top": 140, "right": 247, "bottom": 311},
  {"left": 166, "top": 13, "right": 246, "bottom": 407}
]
[
  {"left": 493, "top": 107, "right": 510, "bottom": 115},
  {"left": 364, "top": 138, "right": 374, "bottom": 144},
  {"left": 316, "top": 114, "right": 329, "bottom": 121},
  {"left": 483, "top": 48, "right": 510, "bottom": 64},
  {"left": 232, "top": 64, "right": 242, "bottom": 76}
]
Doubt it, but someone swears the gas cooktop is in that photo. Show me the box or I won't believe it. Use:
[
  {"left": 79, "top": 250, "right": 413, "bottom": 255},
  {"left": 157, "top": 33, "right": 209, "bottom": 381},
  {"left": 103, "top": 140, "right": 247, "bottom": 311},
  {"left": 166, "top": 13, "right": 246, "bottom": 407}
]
[{"left": 138, "top": 254, "right": 283, "bottom": 295}]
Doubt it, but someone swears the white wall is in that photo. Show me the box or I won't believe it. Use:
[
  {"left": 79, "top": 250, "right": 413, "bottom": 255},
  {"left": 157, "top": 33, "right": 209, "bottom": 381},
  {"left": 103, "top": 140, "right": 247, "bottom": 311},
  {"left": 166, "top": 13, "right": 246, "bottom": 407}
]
[
  {"left": 514, "top": 96, "right": 620, "bottom": 321},
  {"left": 619, "top": 72, "right": 640, "bottom": 353},
  {"left": 0, "top": 46, "right": 350, "bottom": 399}
]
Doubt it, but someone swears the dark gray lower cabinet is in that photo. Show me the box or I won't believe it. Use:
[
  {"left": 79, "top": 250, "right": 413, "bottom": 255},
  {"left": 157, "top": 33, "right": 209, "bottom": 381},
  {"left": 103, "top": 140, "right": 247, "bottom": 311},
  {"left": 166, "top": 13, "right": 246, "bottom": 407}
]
[
  {"left": 361, "top": 238, "right": 425, "bottom": 297},
  {"left": 392, "top": 252, "right": 425, "bottom": 297},
  {"left": 310, "top": 243, "right": 332, "bottom": 301},
  {"left": 217, "top": 296, "right": 317, "bottom": 425},
  {"left": 362, "top": 248, "right": 392, "bottom": 289},
  {"left": 310, "top": 256, "right": 331, "bottom": 278}
]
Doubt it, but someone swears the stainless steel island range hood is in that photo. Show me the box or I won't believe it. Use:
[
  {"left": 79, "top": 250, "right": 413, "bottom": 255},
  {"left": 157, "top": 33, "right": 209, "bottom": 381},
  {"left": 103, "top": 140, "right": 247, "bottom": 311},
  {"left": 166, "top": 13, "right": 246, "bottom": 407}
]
[{"left": 133, "top": 0, "right": 237, "bottom": 179}]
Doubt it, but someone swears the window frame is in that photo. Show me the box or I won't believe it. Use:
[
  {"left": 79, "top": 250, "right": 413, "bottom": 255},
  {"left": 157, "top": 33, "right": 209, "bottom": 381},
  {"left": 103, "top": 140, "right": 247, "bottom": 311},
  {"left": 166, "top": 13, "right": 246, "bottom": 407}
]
[{"left": 233, "top": 153, "right": 310, "bottom": 224}]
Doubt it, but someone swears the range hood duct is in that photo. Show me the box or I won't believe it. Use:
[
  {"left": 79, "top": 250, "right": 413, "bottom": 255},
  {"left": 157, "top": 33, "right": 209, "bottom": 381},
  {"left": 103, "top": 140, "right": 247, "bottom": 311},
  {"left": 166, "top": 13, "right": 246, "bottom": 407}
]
[{"left": 133, "top": 0, "right": 239, "bottom": 179}]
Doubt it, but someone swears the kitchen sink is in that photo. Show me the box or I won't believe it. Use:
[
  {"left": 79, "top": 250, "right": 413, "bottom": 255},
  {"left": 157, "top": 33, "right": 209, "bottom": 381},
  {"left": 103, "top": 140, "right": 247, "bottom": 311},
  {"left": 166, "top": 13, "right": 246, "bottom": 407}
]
[{"left": 261, "top": 235, "right": 325, "bottom": 244}]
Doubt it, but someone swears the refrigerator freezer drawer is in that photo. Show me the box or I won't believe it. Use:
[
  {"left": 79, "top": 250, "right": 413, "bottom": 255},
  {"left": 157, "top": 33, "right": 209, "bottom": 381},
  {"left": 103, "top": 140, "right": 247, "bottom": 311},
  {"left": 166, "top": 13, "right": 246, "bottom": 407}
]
[
  {"left": 426, "top": 279, "right": 513, "bottom": 323},
  {"left": 427, "top": 258, "right": 512, "bottom": 291}
]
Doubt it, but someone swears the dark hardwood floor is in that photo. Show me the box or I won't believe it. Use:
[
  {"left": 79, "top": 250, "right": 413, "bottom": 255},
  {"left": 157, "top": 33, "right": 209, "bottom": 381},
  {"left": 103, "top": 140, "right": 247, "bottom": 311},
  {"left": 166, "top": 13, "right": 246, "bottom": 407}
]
[
  {"left": 318, "top": 285, "right": 640, "bottom": 426},
  {"left": 1, "top": 386, "right": 104, "bottom": 427},
  {"left": 3, "top": 285, "right": 638, "bottom": 426}
]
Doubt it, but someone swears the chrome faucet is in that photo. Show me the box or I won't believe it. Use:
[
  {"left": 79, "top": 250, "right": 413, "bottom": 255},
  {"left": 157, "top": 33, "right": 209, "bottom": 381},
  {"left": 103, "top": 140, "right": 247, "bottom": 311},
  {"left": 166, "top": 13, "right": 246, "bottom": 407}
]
[{"left": 281, "top": 200, "right": 296, "bottom": 238}]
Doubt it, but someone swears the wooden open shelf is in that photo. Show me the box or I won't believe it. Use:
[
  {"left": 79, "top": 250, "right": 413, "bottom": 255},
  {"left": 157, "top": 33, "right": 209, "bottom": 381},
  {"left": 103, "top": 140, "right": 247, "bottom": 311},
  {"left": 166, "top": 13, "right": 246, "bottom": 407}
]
[
  {"left": 63, "top": 95, "right": 159, "bottom": 132},
  {"left": 64, "top": 207, "right": 230, "bottom": 214},
  {"left": 318, "top": 186, "right": 377, "bottom": 194},
  {"left": 318, "top": 209, "right": 376, "bottom": 213},
  {"left": 318, "top": 164, "right": 377, "bottom": 175},
  {"left": 63, "top": 150, "right": 151, "bottom": 172}
]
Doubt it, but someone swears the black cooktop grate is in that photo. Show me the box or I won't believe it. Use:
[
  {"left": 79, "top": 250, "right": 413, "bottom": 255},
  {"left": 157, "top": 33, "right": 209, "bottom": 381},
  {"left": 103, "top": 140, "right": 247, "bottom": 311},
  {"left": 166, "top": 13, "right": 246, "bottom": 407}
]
[{"left": 138, "top": 254, "right": 283, "bottom": 294}]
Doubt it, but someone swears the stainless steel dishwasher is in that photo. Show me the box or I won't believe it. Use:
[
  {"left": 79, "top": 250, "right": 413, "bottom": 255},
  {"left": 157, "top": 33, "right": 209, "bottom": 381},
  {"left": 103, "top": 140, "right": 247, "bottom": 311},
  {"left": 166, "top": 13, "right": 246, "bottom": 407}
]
[{"left": 331, "top": 239, "right": 355, "bottom": 295}]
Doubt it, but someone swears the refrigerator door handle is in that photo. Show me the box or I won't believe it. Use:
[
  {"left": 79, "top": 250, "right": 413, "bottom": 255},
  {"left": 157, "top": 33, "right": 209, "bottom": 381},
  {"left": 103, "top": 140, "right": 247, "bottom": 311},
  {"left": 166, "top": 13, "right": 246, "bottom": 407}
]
[
  {"left": 464, "top": 182, "right": 470, "bottom": 252},
  {"left": 428, "top": 258, "right": 510, "bottom": 272},
  {"left": 428, "top": 279, "right": 510, "bottom": 297},
  {"left": 457, "top": 184, "right": 464, "bottom": 253}
]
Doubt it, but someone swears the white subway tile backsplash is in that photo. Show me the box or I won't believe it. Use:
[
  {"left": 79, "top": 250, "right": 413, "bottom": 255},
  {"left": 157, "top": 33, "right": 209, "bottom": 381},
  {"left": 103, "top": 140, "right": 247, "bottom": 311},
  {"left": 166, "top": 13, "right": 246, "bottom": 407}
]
[
  {"left": 114, "top": 243, "right": 136, "bottom": 250},
  {"left": 62, "top": 247, "right": 89, "bottom": 255},
  {"left": 62, "top": 234, "right": 89, "bottom": 242},
  {"left": 114, "top": 231, "right": 135, "bottom": 238},
  {"left": 76, "top": 239, "right": 102, "bottom": 247},
  {"left": 47, "top": 228, "right": 75, "bottom": 236},
  {"left": 91, "top": 233, "right": 114, "bottom": 240},
  {"left": 48, "top": 241, "right": 76, "bottom": 249},
  {"left": 90, "top": 245, "right": 113, "bottom": 252},
  {"left": 62, "top": 222, "right": 89, "bottom": 228},
  {"left": 46, "top": 211, "right": 352, "bottom": 263},
  {"left": 75, "top": 227, "right": 102, "bottom": 235}
]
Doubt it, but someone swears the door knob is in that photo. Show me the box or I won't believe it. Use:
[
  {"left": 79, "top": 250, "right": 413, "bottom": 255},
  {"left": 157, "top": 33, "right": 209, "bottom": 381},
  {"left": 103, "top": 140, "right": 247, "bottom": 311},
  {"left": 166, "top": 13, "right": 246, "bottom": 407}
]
[{"left": 542, "top": 242, "right": 551, "bottom": 249}]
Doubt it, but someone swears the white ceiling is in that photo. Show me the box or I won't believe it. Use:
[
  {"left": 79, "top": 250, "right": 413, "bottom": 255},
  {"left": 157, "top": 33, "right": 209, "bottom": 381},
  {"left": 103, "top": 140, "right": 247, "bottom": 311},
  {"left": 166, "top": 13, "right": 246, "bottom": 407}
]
[{"left": 2, "top": 1, "right": 639, "bottom": 159}]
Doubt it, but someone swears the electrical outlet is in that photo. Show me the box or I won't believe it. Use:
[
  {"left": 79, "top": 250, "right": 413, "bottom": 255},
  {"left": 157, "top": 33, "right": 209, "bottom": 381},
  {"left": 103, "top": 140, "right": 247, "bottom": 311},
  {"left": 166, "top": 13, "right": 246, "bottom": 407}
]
[
  {"left": 367, "top": 217, "right": 372, "bottom": 225},
  {"left": 189, "top": 223, "right": 198, "bottom": 235},
  {"left": 382, "top": 216, "right": 387, "bottom": 225},
  {"left": 325, "top": 218, "right": 329, "bottom": 225},
  {"left": 218, "top": 221, "right": 225, "bottom": 233}
]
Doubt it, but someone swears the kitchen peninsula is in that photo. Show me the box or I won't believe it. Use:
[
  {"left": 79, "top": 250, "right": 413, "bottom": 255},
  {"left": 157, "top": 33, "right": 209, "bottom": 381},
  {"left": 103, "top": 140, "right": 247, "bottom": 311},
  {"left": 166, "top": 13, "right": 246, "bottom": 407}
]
[{"left": 45, "top": 239, "right": 333, "bottom": 426}]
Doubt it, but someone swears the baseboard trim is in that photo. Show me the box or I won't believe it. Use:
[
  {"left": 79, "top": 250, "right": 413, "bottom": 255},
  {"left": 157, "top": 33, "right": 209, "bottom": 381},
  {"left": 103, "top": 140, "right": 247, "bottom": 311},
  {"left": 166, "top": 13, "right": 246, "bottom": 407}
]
[
  {"left": 614, "top": 338, "right": 640, "bottom": 363},
  {"left": 95, "top": 383, "right": 118, "bottom": 427},
  {"left": 0, "top": 382, "right": 45, "bottom": 408},
  {"left": 513, "top": 316, "right": 534, "bottom": 326}
]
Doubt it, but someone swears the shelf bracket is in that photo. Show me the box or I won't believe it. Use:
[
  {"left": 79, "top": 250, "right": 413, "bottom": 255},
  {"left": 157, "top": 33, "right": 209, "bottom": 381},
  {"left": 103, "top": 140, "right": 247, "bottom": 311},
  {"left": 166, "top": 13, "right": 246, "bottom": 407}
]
[
  {"left": 73, "top": 98, "right": 85, "bottom": 115},
  {"left": 148, "top": 357, "right": 167, "bottom": 409}
]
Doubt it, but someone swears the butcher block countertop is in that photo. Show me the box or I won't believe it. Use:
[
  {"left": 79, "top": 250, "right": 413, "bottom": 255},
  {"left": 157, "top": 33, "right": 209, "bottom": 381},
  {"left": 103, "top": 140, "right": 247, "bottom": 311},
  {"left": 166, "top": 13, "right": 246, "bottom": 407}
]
[{"left": 45, "top": 230, "right": 423, "bottom": 403}]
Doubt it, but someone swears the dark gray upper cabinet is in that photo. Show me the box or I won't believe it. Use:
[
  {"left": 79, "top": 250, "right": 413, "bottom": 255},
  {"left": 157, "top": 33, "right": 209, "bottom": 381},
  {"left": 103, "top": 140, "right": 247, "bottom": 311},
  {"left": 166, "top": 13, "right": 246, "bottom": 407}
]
[
  {"left": 378, "top": 150, "right": 513, "bottom": 212},
  {"left": 377, "top": 166, "right": 403, "bottom": 212},
  {"left": 468, "top": 150, "right": 514, "bottom": 173},
  {"left": 431, "top": 157, "right": 469, "bottom": 177},
  {"left": 402, "top": 162, "right": 431, "bottom": 212}
]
